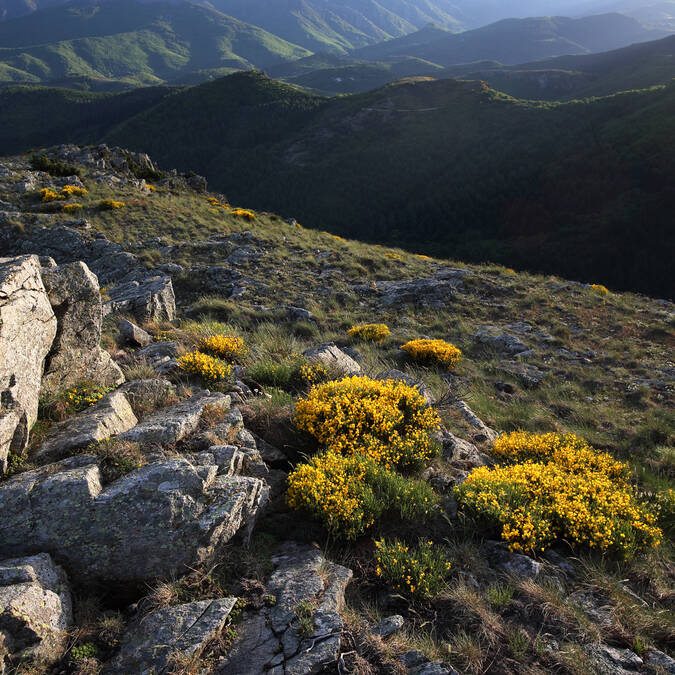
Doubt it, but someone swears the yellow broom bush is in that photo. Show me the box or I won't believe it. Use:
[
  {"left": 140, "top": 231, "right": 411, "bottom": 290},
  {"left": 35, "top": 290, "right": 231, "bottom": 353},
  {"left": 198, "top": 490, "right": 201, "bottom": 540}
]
[
  {"left": 348, "top": 323, "right": 391, "bottom": 343},
  {"left": 177, "top": 351, "right": 231, "bottom": 384},
  {"left": 401, "top": 339, "right": 462, "bottom": 370},
  {"left": 293, "top": 376, "right": 440, "bottom": 470},
  {"left": 198, "top": 334, "right": 249, "bottom": 361}
]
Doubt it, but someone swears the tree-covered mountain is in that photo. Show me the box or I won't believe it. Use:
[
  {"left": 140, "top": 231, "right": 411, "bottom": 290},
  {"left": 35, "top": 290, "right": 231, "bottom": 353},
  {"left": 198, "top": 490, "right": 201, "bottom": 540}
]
[
  {"left": 0, "top": 0, "right": 310, "bottom": 88},
  {"left": 352, "top": 12, "right": 669, "bottom": 65},
  {"left": 2, "top": 70, "right": 671, "bottom": 295}
]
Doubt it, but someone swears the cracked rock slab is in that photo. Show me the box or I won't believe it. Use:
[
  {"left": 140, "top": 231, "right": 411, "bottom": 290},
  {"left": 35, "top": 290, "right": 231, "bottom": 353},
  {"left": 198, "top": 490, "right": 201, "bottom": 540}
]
[
  {"left": 0, "top": 455, "right": 266, "bottom": 584},
  {"left": 34, "top": 390, "right": 138, "bottom": 461},
  {"left": 0, "top": 553, "right": 72, "bottom": 666},
  {"left": 0, "top": 255, "right": 57, "bottom": 472},
  {"left": 217, "top": 543, "right": 352, "bottom": 675},
  {"left": 105, "top": 598, "right": 237, "bottom": 675},
  {"left": 303, "top": 342, "right": 361, "bottom": 376}
]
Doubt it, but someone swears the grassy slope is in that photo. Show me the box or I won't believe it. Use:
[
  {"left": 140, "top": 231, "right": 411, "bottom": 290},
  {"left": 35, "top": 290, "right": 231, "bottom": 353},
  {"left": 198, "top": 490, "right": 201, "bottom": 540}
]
[
  {"left": 0, "top": 0, "right": 311, "bottom": 87},
  {"left": 2, "top": 149, "right": 673, "bottom": 670}
]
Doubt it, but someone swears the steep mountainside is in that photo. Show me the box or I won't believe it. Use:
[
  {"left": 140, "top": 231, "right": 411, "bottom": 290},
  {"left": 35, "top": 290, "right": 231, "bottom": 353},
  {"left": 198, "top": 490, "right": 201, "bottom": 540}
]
[
  {"left": 352, "top": 12, "right": 669, "bottom": 65},
  {"left": 0, "top": 0, "right": 310, "bottom": 88},
  {"left": 0, "top": 144, "right": 672, "bottom": 675},
  {"left": 1, "top": 71, "right": 673, "bottom": 296}
]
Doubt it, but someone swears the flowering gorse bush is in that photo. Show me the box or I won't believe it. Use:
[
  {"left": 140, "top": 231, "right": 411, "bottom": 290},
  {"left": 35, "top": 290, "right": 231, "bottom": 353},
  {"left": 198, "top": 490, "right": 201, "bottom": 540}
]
[
  {"left": 61, "top": 184, "right": 88, "bottom": 198},
  {"left": 401, "top": 339, "right": 462, "bottom": 370},
  {"left": 63, "top": 203, "right": 83, "bottom": 213},
  {"left": 375, "top": 539, "right": 451, "bottom": 599},
  {"left": 300, "top": 362, "right": 330, "bottom": 386},
  {"left": 199, "top": 334, "right": 249, "bottom": 361},
  {"left": 294, "top": 376, "right": 440, "bottom": 470},
  {"left": 99, "top": 199, "right": 126, "bottom": 210},
  {"left": 177, "top": 351, "right": 231, "bottom": 384},
  {"left": 348, "top": 323, "right": 391, "bottom": 343},
  {"left": 591, "top": 284, "right": 610, "bottom": 294},
  {"left": 39, "top": 187, "right": 64, "bottom": 202},
  {"left": 286, "top": 450, "right": 439, "bottom": 539},
  {"left": 456, "top": 432, "right": 662, "bottom": 557},
  {"left": 230, "top": 208, "right": 256, "bottom": 220}
]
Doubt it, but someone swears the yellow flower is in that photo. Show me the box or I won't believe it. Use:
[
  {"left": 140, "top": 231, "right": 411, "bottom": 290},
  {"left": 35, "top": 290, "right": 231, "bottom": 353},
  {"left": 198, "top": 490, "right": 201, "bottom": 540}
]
[
  {"left": 348, "top": 323, "right": 391, "bottom": 343},
  {"left": 401, "top": 339, "right": 461, "bottom": 370}
]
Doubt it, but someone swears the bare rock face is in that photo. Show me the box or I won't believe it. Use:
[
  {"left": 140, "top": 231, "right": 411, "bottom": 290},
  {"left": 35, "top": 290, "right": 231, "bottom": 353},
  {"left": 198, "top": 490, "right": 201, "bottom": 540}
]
[
  {"left": 217, "top": 543, "right": 352, "bottom": 675},
  {"left": 104, "top": 275, "right": 176, "bottom": 322},
  {"left": 0, "top": 256, "right": 57, "bottom": 472},
  {"left": 105, "top": 598, "right": 237, "bottom": 674},
  {"left": 0, "top": 455, "right": 266, "bottom": 584},
  {"left": 34, "top": 390, "right": 138, "bottom": 461},
  {"left": 0, "top": 553, "right": 72, "bottom": 667},
  {"left": 118, "top": 318, "right": 152, "bottom": 347},
  {"left": 303, "top": 342, "right": 361, "bottom": 377},
  {"left": 41, "top": 261, "right": 124, "bottom": 392}
]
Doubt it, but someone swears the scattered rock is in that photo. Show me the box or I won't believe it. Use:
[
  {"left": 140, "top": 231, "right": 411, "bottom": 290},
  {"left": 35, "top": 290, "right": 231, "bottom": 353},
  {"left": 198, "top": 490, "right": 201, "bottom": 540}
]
[
  {"left": 0, "top": 455, "right": 266, "bottom": 584},
  {"left": 35, "top": 390, "right": 138, "bottom": 461},
  {"left": 474, "top": 326, "right": 530, "bottom": 355},
  {"left": 371, "top": 615, "right": 404, "bottom": 638},
  {"left": 455, "top": 401, "right": 499, "bottom": 444},
  {"left": 376, "top": 369, "right": 435, "bottom": 404},
  {"left": 0, "top": 255, "right": 57, "bottom": 472},
  {"left": 498, "top": 360, "right": 546, "bottom": 387},
  {"left": 119, "top": 391, "right": 230, "bottom": 445},
  {"left": 118, "top": 378, "right": 174, "bottom": 418},
  {"left": 105, "top": 598, "right": 237, "bottom": 674},
  {"left": 217, "top": 543, "right": 352, "bottom": 675},
  {"left": 584, "top": 644, "right": 643, "bottom": 674},
  {"left": 645, "top": 648, "right": 675, "bottom": 673},
  {"left": 438, "top": 431, "right": 491, "bottom": 469},
  {"left": 485, "top": 541, "right": 541, "bottom": 579},
  {"left": 304, "top": 342, "right": 361, "bottom": 376},
  {"left": 118, "top": 318, "right": 153, "bottom": 347},
  {"left": 0, "top": 553, "right": 72, "bottom": 666},
  {"left": 41, "top": 261, "right": 124, "bottom": 392}
]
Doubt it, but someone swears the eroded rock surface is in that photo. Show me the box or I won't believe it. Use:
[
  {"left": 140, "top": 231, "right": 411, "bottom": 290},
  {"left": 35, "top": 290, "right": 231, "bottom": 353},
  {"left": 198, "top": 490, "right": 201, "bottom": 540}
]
[
  {"left": 0, "top": 255, "right": 57, "bottom": 472},
  {"left": 0, "top": 455, "right": 266, "bottom": 584},
  {"left": 303, "top": 342, "right": 361, "bottom": 376},
  {"left": 0, "top": 553, "right": 72, "bottom": 667},
  {"left": 217, "top": 543, "right": 352, "bottom": 675}
]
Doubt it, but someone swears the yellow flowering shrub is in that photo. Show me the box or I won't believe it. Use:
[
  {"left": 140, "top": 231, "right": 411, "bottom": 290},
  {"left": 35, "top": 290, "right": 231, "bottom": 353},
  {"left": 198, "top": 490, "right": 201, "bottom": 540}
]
[
  {"left": 199, "top": 334, "right": 249, "bottom": 361},
  {"left": 286, "top": 450, "right": 439, "bottom": 539},
  {"left": 294, "top": 376, "right": 440, "bottom": 470},
  {"left": 206, "top": 196, "right": 229, "bottom": 208},
  {"left": 456, "top": 433, "right": 662, "bottom": 557},
  {"left": 375, "top": 539, "right": 451, "bottom": 599},
  {"left": 99, "top": 199, "right": 125, "bottom": 210},
  {"left": 348, "top": 323, "right": 391, "bottom": 343},
  {"left": 146, "top": 184, "right": 157, "bottom": 192},
  {"left": 401, "top": 339, "right": 462, "bottom": 370},
  {"left": 42, "top": 384, "right": 111, "bottom": 422},
  {"left": 63, "top": 203, "right": 83, "bottom": 213},
  {"left": 61, "top": 184, "right": 88, "bottom": 198},
  {"left": 591, "top": 284, "right": 610, "bottom": 294},
  {"left": 231, "top": 208, "right": 255, "bottom": 220},
  {"left": 39, "top": 187, "right": 64, "bottom": 202},
  {"left": 300, "top": 362, "right": 330, "bottom": 386},
  {"left": 386, "top": 252, "right": 403, "bottom": 261},
  {"left": 177, "top": 351, "right": 231, "bottom": 384}
]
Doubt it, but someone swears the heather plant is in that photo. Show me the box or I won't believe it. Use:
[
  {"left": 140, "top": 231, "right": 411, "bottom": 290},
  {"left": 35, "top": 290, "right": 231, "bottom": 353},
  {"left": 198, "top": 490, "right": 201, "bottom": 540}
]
[
  {"left": 401, "top": 338, "right": 462, "bottom": 370},
  {"left": 348, "top": 323, "right": 391, "bottom": 343},
  {"left": 456, "top": 432, "right": 662, "bottom": 557},
  {"left": 293, "top": 376, "right": 441, "bottom": 470},
  {"left": 375, "top": 538, "right": 451, "bottom": 599}
]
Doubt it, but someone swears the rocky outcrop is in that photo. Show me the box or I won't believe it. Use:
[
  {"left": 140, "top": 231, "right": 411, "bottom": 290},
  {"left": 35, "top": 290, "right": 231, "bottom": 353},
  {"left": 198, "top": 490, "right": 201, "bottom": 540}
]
[
  {"left": 104, "top": 274, "right": 176, "bottom": 322},
  {"left": 0, "top": 455, "right": 266, "bottom": 584},
  {"left": 455, "top": 401, "right": 499, "bottom": 444},
  {"left": 217, "top": 543, "right": 352, "bottom": 675},
  {"left": 105, "top": 598, "right": 237, "bottom": 674},
  {"left": 118, "top": 318, "right": 153, "bottom": 347},
  {"left": 41, "top": 261, "right": 124, "bottom": 392},
  {"left": 119, "top": 391, "right": 230, "bottom": 445},
  {"left": 0, "top": 256, "right": 57, "bottom": 472},
  {"left": 34, "top": 390, "right": 138, "bottom": 461},
  {"left": 0, "top": 553, "right": 72, "bottom": 667},
  {"left": 584, "top": 644, "right": 643, "bottom": 674},
  {"left": 473, "top": 326, "right": 531, "bottom": 356},
  {"left": 303, "top": 343, "right": 361, "bottom": 376}
]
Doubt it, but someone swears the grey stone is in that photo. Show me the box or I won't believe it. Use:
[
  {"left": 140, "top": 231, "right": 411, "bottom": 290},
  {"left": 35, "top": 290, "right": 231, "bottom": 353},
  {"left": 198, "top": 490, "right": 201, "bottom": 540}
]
[
  {"left": 375, "top": 369, "right": 435, "bottom": 404},
  {"left": 0, "top": 255, "right": 57, "bottom": 472},
  {"left": 0, "top": 456, "right": 266, "bottom": 584},
  {"left": 34, "top": 390, "right": 138, "bottom": 461},
  {"left": 400, "top": 650, "right": 429, "bottom": 669},
  {"left": 372, "top": 615, "right": 404, "bottom": 638},
  {"left": 485, "top": 541, "right": 542, "bottom": 579},
  {"left": 304, "top": 342, "right": 361, "bottom": 376},
  {"left": 498, "top": 360, "right": 546, "bottom": 387},
  {"left": 217, "top": 543, "right": 352, "bottom": 675},
  {"left": 104, "top": 274, "right": 176, "bottom": 322},
  {"left": 474, "top": 326, "right": 530, "bottom": 355},
  {"left": 118, "top": 318, "right": 153, "bottom": 347},
  {"left": 438, "top": 431, "right": 491, "bottom": 468},
  {"left": 645, "top": 648, "right": 675, "bottom": 673},
  {"left": 118, "top": 378, "right": 174, "bottom": 418},
  {"left": 41, "top": 261, "right": 124, "bottom": 392},
  {"left": 119, "top": 391, "right": 230, "bottom": 445},
  {"left": 105, "top": 598, "right": 237, "bottom": 675},
  {"left": 455, "top": 401, "right": 499, "bottom": 444},
  {"left": 411, "top": 664, "right": 459, "bottom": 675},
  {"left": 358, "top": 269, "right": 465, "bottom": 308},
  {"left": 0, "top": 553, "right": 72, "bottom": 666},
  {"left": 584, "top": 644, "right": 643, "bottom": 673}
]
